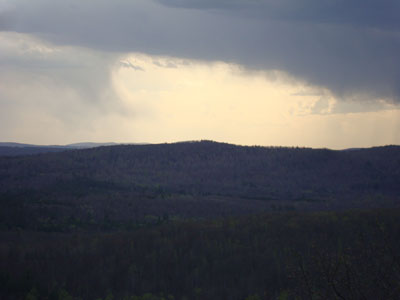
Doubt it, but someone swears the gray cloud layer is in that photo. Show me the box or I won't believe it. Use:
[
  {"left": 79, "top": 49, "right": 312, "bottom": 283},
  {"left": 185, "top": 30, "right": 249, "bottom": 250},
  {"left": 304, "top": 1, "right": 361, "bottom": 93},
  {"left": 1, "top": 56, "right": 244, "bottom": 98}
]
[
  {"left": 0, "top": 32, "right": 131, "bottom": 143},
  {"left": 2, "top": 0, "right": 400, "bottom": 101},
  {"left": 159, "top": 0, "right": 400, "bottom": 30}
]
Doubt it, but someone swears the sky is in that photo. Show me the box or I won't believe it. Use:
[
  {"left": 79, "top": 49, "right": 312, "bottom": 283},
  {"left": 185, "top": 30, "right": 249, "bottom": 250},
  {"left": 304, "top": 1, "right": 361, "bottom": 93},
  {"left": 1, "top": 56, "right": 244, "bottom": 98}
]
[{"left": 1, "top": 0, "right": 400, "bottom": 149}]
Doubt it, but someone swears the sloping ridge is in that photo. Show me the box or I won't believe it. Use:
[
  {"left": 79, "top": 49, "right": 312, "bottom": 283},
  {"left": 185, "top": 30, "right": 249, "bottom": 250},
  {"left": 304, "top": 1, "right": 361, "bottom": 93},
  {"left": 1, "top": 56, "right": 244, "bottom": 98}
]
[{"left": 0, "top": 141, "right": 399, "bottom": 229}]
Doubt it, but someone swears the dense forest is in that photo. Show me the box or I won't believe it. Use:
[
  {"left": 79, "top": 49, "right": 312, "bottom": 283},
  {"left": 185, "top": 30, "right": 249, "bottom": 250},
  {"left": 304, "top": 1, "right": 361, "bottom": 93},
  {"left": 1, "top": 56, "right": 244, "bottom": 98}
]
[
  {"left": 1, "top": 210, "right": 400, "bottom": 299},
  {"left": 1, "top": 141, "right": 400, "bottom": 299},
  {"left": 0, "top": 141, "right": 400, "bottom": 230}
]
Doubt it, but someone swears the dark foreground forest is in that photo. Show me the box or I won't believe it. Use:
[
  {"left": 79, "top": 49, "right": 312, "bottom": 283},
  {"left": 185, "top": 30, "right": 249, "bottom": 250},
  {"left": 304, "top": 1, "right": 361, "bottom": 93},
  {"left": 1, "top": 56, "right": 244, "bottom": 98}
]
[
  {"left": 1, "top": 210, "right": 400, "bottom": 299},
  {"left": 1, "top": 141, "right": 400, "bottom": 299}
]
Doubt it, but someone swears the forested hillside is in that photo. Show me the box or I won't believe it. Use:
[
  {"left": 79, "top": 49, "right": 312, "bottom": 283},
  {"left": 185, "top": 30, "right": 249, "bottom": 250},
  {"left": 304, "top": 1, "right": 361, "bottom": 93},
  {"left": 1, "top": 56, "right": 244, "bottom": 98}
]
[
  {"left": 1, "top": 141, "right": 400, "bottom": 299},
  {"left": 0, "top": 141, "right": 400, "bottom": 230}
]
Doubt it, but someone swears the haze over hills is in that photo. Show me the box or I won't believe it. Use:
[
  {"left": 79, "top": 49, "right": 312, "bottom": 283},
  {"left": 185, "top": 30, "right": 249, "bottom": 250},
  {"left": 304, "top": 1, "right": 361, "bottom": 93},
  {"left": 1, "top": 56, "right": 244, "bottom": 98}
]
[
  {"left": 0, "top": 142, "right": 120, "bottom": 148},
  {"left": 0, "top": 142, "right": 131, "bottom": 156},
  {"left": 1, "top": 140, "right": 399, "bottom": 231},
  {"left": 0, "top": 140, "right": 394, "bottom": 156}
]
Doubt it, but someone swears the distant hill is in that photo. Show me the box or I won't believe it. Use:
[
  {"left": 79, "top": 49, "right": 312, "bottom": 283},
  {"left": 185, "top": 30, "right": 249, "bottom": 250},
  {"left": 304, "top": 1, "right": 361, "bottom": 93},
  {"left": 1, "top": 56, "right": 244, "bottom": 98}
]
[
  {"left": 0, "top": 142, "right": 119, "bottom": 156},
  {"left": 0, "top": 146, "right": 68, "bottom": 156},
  {"left": 64, "top": 142, "right": 119, "bottom": 148},
  {"left": 0, "top": 140, "right": 399, "bottom": 230}
]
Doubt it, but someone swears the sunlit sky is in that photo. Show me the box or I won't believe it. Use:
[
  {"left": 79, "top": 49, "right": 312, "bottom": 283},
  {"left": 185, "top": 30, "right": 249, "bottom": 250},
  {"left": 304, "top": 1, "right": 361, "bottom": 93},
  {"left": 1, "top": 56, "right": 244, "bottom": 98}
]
[{"left": 1, "top": 0, "right": 400, "bottom": 149}]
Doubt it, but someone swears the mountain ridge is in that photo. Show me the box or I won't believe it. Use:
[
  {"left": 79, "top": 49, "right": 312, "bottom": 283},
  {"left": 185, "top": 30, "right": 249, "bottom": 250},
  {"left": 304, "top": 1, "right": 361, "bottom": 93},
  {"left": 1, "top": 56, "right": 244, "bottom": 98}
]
[{"left": 1, "top": 140, "right": 400, "bottom": 230}]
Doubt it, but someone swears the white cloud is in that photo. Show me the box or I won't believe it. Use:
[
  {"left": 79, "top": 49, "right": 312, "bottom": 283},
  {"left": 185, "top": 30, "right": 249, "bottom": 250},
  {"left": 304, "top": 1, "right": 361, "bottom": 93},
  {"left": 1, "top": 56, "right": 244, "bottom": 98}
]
[{"left": 110, "top": 53, "right": 400, "bottom": 148}]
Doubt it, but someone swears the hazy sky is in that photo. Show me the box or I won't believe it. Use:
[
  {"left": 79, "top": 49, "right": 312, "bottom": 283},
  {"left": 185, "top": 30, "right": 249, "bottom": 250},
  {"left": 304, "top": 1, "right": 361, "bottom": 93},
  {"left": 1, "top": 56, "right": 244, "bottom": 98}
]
[{"left": 1, "top": 0, "right": 400, "bottom": 149}]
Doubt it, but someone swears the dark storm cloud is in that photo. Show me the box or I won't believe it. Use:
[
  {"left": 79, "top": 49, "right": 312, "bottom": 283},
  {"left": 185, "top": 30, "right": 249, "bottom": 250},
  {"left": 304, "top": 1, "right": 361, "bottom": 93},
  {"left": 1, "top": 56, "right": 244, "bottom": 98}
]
[
  {"left": 3, "top": 0, "right": 400, "bottom": 102},
  {"left": 0, "top": 3, "right": 16, "bottom": 30},
  {"left": 158, "top": 0, "right": 400, "bottom": 31}
]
